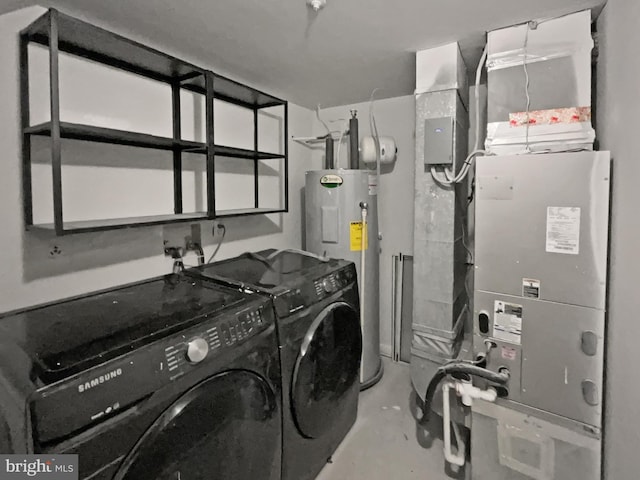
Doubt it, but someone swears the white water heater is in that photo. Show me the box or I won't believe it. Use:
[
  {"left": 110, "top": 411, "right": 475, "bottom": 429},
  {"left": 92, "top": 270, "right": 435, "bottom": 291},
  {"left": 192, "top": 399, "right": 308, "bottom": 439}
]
[{"left": 305, "top": 169, "right": 382, "bottom": 388}]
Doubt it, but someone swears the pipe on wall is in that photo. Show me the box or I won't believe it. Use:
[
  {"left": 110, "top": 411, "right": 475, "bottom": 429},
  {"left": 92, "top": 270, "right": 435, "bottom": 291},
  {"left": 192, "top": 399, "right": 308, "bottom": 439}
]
[
  {"left": 349, "top": 110, "right": 359, "bottom": 169},
  {"left": 324, "top": 135, "right": 334, "bottom": 169}
]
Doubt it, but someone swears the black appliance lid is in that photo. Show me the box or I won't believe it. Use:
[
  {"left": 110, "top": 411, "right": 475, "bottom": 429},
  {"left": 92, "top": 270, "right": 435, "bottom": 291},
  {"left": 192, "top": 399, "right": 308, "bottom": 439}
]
[
  {"left": 191, "top": 250, "right": 340, "bottom": 293},
  {"left": 0, "top": 275, "right": 247, "bottom": 384}
]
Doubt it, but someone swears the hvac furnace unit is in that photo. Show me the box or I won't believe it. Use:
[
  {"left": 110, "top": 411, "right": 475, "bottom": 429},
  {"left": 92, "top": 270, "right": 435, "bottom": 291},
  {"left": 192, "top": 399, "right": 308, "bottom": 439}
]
[
  {"left": 471, "top": 151, "right": 610, "bottom": 480},
  {"left": 305, "top": 169, "right": 382, "bottom": 388}
]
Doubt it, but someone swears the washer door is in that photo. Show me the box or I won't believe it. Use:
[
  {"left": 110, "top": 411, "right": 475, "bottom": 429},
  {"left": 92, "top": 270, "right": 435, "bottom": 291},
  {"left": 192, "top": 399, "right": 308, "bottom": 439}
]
[
  {"left": 291, "top": 301, "right": 362, "bottom": 439},
  {"left": 114, "top": 370, "right": 280, "bottom": 480}
]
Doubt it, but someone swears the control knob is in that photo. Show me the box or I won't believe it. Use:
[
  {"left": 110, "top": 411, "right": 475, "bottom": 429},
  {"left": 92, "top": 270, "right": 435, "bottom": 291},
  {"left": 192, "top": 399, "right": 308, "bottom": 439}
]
[
  {"left": 322, "top": 277, "right": 335, "bottom": 293},
  {"left": 186, "top": 337, "right": 209, "bottom": 364}
]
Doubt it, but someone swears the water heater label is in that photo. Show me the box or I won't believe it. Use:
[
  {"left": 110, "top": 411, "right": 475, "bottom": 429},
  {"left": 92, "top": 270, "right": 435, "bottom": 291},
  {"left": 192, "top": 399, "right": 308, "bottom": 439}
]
[
  {"left": 493, "top": 301, "right": 522, "bottom": 345},
  {"left": 350, "top": 221, "right": 368, "bottom": 251},
  {"left": 368, "top": 173, "right": 378, "bottom": 196},
  {"left": 546, "top": 207, "right": 581, "bottom": 255},
  {"left": 320, "top": 174, "right": 343, "bottom": 188}
]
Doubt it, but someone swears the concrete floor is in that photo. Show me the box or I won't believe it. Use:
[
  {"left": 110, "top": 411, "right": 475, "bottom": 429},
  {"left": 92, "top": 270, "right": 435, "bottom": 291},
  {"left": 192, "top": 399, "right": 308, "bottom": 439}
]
[{"left": 317, "top": 357, "right": 466, "bottom": 480}]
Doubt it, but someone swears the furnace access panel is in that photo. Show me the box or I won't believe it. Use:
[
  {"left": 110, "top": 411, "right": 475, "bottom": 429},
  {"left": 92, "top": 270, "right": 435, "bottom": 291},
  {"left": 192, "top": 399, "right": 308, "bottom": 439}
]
[{"left": 473, "top": 151, "right": 610, "bottom": 429}]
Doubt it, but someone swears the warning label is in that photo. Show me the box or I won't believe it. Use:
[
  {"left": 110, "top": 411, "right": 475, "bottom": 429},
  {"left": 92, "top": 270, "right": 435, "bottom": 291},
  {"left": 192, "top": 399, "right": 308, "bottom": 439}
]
[
  {"left": 368, "top": 173, "right": 378, "bottom": 196},
  {"left": 350, "top": 221, "right": 369, "bottom": 251},
  {"left": 546, "top": 207, "right": 581, "bottom": 255},
  {"left": 493, "top": 301, "right": 522, "bottom": 345},
  {"left": 522, "top": 278, "right": 540, "bottom": 299},
  {"left": 501, "top": 346, "right": 518, "bottom": 361}
]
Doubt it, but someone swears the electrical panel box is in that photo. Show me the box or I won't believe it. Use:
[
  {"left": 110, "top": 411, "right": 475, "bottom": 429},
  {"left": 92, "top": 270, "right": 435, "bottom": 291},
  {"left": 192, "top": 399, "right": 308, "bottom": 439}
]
[{"left": 423, "top": 117, "right": 454, "bottom": 165}]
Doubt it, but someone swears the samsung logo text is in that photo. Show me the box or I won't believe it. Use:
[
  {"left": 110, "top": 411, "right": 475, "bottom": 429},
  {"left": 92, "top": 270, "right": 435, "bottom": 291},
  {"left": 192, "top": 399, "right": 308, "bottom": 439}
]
[{"left": 78, "top": 368, "right": 122, "bottom": 393}]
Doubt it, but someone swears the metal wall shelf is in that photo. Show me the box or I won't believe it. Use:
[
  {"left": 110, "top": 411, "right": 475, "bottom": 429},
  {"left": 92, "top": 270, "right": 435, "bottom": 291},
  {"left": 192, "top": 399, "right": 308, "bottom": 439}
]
[
  {"left": 179, "top": 72, "right": 283, "bottom": 109},
  {"left": 25, "top": 122, "right": 207, "bottom": 152},
  {"left": 216, "top": 208, "right": 286, "bottom": 218},
  {"left": 33, "top": 213, "right": 210, "bottom": 234},
  {"left": 21, "top": 8, "right": 288, "bottom": 236},
  {"left": 25, "top": 123, "right": 286, "bottom": 159},
  {"left": 213, "top": 145, "right": 285, "bottom": 160}
]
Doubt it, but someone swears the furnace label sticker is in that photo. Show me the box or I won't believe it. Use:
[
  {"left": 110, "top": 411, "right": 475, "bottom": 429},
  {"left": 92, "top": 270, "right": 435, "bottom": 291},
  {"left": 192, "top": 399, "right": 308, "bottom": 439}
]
[
  {"left": 546, "top": 206, "right": 581, "bottom": 255},
  {"left": 522, "top": 278, "right": 540, "bottom": 299},
  {"left": 349, "top": 221, "right": 368, "bottom": 251},
  {"left": 493, "top": 301, "right": 522, "bottom": 345}
]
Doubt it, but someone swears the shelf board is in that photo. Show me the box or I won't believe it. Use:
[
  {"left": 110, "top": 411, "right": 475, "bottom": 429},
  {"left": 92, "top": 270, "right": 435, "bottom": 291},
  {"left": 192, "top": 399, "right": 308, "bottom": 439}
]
[
  {"left": 25, "top": 122, "right": 207, "bottom": 152},
  {"left": 23, "top": 9, "right": 204, "bottom": 84},
  {"left": 23, "top": 10, "right": 284, "bottom": 109},
  {"left": 25, "top": 123, "right": 283, "bottom": 159},
  {"left": 214, "top": 74, "right": 285, "bottom": 109},
  {"left": 29, "top": 213, "right": 210, "bottom": 234},
  {"left": 214, "top": 145, "right": 284, "bottom": 160},
  {"left": 215, "top": 208, "right": 285, "bottom": 218},
  {"left": 181, "top": 74, "right": 285, "bottom": 109}
]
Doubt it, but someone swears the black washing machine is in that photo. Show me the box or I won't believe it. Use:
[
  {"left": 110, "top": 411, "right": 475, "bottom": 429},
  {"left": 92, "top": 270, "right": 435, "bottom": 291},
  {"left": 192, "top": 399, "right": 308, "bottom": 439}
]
[
  {"left": 186, "top": 250, "right": 363, "bottom": 480},
  {"left": 0, "top": 274, "right": 282, "bottom": 480}
]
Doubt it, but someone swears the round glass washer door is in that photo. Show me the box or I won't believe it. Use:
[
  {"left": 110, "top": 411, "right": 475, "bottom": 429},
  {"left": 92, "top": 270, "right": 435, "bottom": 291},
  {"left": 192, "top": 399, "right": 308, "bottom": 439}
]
[
  {"left": 291, "top": 302, "right": 362, "bottom": 439},
  {"left": 114, "top": 370, "right": 280, "bottom": 480}
]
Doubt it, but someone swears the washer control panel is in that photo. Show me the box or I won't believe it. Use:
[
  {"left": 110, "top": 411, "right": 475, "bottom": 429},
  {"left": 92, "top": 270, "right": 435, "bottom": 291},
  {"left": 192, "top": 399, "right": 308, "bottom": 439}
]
[
  {"left": 163, "top": 305, "right": 265, "bottom": 378},
  {"left": 185, "top": 337, "right": 209, "bottom": 363}
]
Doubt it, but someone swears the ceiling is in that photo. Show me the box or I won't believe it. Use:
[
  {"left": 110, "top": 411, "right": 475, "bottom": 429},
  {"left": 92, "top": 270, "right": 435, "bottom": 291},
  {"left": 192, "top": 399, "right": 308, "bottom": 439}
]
[{"left": 5, "top": 0, "right": 604, "bottom": 108}]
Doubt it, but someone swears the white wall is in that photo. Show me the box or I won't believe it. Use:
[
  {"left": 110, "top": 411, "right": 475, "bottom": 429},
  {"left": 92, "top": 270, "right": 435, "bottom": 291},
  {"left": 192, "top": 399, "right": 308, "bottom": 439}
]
[
  {"left": 0, "top": 6, "right": 318, "bottom": 314},
  {"left": 596, "top": 3, "right": 640, "bottom": 479},
  {"left": 316, "top": 96, "right": 416, "bottom": 357}
]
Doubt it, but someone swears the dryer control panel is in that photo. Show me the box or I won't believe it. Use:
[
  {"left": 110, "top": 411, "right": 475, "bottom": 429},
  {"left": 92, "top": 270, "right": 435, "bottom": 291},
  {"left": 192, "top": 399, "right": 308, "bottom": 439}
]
[
  {"left": 313, "top": 266, "right": 355, "bottom": 299},
  {"left": 272, "top": 262, "right": 357, "bottom": 318}
]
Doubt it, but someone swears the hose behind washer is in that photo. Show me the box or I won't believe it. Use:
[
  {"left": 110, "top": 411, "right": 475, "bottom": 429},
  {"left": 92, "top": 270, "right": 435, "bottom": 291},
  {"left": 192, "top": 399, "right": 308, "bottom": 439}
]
[{"left": 420, "top": 363, "right": 510, "bottom": 425}]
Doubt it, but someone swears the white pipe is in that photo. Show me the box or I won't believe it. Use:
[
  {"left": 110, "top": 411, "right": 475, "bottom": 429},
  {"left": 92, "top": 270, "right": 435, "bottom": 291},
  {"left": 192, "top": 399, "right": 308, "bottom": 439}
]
[
  {"left": 458, "top": 382, "right": 498, "bottom": 406},
  {"left": 442, "top": 379, "right": 499, "bottom": 467},
  {"left": 359, "top": 202, "right": 368, "bottom": 384},
  {"left": 442, "top": 382, "right": 466, "bottom": 467}
]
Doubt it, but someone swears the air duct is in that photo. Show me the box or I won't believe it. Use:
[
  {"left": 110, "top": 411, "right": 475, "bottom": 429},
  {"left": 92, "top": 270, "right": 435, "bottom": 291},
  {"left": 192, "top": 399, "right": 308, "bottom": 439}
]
[{"left": 411, "top": 42, "right": 470, "bottom": 401}]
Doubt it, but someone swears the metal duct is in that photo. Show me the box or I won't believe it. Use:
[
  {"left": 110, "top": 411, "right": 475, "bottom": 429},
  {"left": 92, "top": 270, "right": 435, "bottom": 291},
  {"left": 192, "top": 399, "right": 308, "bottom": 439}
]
[{"left": 411, "top": 44, "right": 470, "bottom": 399}]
